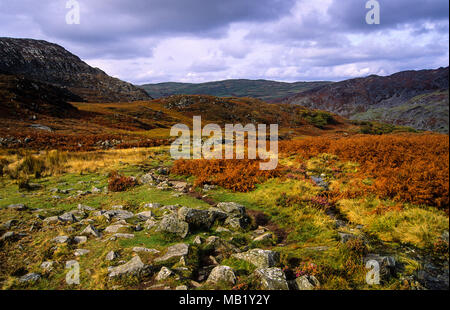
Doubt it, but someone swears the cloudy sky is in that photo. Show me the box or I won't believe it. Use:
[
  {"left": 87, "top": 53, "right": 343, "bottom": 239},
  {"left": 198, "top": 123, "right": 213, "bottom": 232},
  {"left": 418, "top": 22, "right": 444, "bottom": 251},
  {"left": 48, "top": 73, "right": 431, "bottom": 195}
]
[{"left": 0, "top": 0, "right": 448, "bottom": 84}]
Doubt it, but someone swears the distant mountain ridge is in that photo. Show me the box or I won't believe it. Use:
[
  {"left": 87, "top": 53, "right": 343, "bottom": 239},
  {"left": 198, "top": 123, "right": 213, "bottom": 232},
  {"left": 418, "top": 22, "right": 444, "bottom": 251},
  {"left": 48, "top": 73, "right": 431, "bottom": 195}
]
[
  {"left": 281, "top": 67, "right": 449, "bottom": 133},
  {"left": 0, "top": 37, "right": 150, "bottom": 103},
  {"left": 140, "top": 79, "right": 331, "bottom": 102}
]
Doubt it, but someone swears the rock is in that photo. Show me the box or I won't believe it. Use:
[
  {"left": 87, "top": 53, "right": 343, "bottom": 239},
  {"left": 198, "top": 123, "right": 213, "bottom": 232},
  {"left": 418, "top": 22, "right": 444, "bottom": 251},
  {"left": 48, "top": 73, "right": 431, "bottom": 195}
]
[
  {"left": 216, "top": 227, "right": 231, "bottom": 233},
  {"left": 145, "top": 219, "right": 158, "bottom": 230},
  {"left": 156, "top": 214, "right": 189, "bottom": 238},
  {"left": 294, "top": 275, "right": 320, "bottom": 290},
  {"left": 30, "top": 124, "right": 52, "bottom": 132},
  {"left": 143, "top": 203, "right": 162, "bottom": 209},
  {"left": 442, "top": 231, "right": 449, "bottom": 243},
  {"left": 1, "top": 219, "right": 18, "bottom": 230},
  {"left": 338, "top": 232, "right": 357, "bottom": 243},
  {"left": 104, "top": 224, "right": 130, "bottom": 234},
  {"left": 40, "top": 261, "right": 54, "bottom": 271},
  {"left": 19, "top": 273, "right": 41, "bottom": 283},
  {"left": 225, "top": 216, "right": 249, "bottom": 230},
  {"left": 78, "top": 204, "right": 96, "bottom": 212},
  {"left": 216, "top": 202, "right": 245, "bottom": 216},
  {"left": 52, "top": 235, "right": 70, "bottom": 244},
  {"left": 105, "top": 251, "right": 119, "bottom": 261},
  {"left": 7, "top": 204, "right": 28, "bottom": 211},
  {"left": 112, "top": 233, "right": 134, "bottom": 239},
  {"left": 81, "top": 224, "right": 102, "bottom": 238},
  {"left": 171, "top": 181, "right": 189, "bottom": 192},
  {"left": 103, "top": 210, "right": 134, "bottom": 221},
  {"left": 91, "top": 187, "right": 101, "bottom": 194},
  {"left": 176, "top": 285, "right": 188, "bottom": 290},
  {"left": 58, "top": 212, "right": 78, "bottom": 223},
  {"left": 74, "top": 249, "right": 90, "bottom": 256},
  {"left": 108, "top": 256, "right": 149, "bottom": 278},
  {"left": 232, "top": 249, "right": 280, "bottom": 268},
  {"left": 206, "top": 266, "right": 237, "bottom": 286},
  {"left": 155, "top": 267, "right": 174, "bottom": 281},
  {"left": 178, "top": 207, "right": 218, "bottom": 230},
  {"left": 155, "top": 243, "right": 190, "bottom": 263},
  {"left": 157, "top": 167, "right": 169, "bottom": 175},
  {"left": 132, "top": 247, "right": 160, "bottom": 254},
  {"left": 364, "top": 254, "right": 396, "bottom": 281},
  {"left": 205, "top": 236, "right": 239, "bottom": 256},
  {"left": 73, "top": 236, "right": 87, "bottom": 244},
  {"left": 140, "top": 173, "right": 156, "bottom": 184},
  {"left": 43, "top": 216, "right": 60, "bottom": 225},
  {"left": 136, "top": 211, "right": 154, "bottom": 221},
  {"left": 193, "top": 236, "right": 203, "bottom": 245},
  {"left": 253, "top": 268, "right": 289, "bottom": 290},
  {"left": 253, "top": 233, "right": 273, "bottom": 242},
  {"left": 0, "top": 231, "right": 17, "bottom": 241}
]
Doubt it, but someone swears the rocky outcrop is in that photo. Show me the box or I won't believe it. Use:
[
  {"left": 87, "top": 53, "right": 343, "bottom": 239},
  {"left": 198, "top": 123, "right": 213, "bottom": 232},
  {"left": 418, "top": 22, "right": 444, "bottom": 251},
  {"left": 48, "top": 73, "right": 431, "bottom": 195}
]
[{"left": 0, "top": 37, "right": 151, "bottom": 103}]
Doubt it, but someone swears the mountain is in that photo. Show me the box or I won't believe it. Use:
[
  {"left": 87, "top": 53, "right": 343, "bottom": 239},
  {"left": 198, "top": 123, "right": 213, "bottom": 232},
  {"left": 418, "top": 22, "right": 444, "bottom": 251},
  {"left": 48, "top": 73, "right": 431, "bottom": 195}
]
[
  {"left": 0, "top": 37, "right": 150, "bottom": 103},
  {"left": 140, "top": 79, "right": 331, "bottom": 102},
  {"left": 281, "top": 67, "right": 449, "bottom": 133}
]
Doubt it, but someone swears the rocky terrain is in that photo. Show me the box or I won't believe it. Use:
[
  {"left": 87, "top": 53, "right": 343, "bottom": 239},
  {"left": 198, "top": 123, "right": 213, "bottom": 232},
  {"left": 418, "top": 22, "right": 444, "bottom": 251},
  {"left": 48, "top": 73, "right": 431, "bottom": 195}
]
[
  {"left": 0, "top": 38, "right": 150, "bottom": 103},
  {"left": 281, "top": 67, "right": 449, "bottom": 133}
]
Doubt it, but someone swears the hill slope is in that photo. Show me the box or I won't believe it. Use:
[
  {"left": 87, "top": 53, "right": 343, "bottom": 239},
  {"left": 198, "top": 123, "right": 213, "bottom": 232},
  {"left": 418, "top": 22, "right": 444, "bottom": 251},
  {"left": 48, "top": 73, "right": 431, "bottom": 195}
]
[
  {"left": 282, "top": 67, "right": 449, "bottom": 133},
  {"left": 0, "top": 37, "right": 150, "bottom": 103},
  {"left": 140, "top": 79, "right": 331, "bottom": 101}
]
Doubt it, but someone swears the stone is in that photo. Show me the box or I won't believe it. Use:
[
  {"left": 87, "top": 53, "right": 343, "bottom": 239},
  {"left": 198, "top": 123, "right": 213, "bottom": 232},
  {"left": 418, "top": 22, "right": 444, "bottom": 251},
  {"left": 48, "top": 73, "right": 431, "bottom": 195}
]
[
  {"left": 40, "top": 261, "right": 54, "bottom": 271},
  {"left": 225, "top": 216, "right": 249, "bottom": 230},
  {"left": 216, "top": 202, "right": 245, "bottom": 216},
  {"left": 155, "top": 267, "right": 174, "bottom": 281},
  {"left": 178, "top": 207, "right": 217, "bottom": 230},
  {"left": 338, "top": 232, "right": 357, "bottom": 243},
  {"left": 253, "top": 268, "right": 289, "bottom": 290},
  {"left": 216, "top": 227, "right": 231, "bottom": 233},
  {"left": 108, "top": 256, "right": 148, "bottom": 278},
  {"left": 364, "top": 254, "right": 396, "bottom": 281},
  {"left": 176, "top": 285, "right": 188, "bottom": 290},
  {"left": 232, "top": 249, "right": 280, "bottom": 268},
  {"left": 78, "top": 204, "right": 96, "bottom": 212},
  {"left": 136, "top": 211, "right": 154, "bottom": 221},
  {"left": 73, "top": 236, "right": 87, "bottom": 244},
  {"left": 144, "top": 219, "right": 158, "bottom": 230},
  {"left": 112, "top": 233, "right": 134, "bottom": 239},
  {"left": 105, "top": 251, "right": 119, "bottom": 261},
  {"left": 74, "top": 249, "right": 90, "bottom": 256},
  {"left": 140, "top": 173, "right": 156, "bottom": 184},
  {"left": 143, "top": 203, "right": 162, "bottom": 209},
  {"left": 294, "top": 275, "right": 320, "bottom": 290},
  {"left": 7, "top": 204, "right": 28, "bottom": 211},
  {"left": 206, "top": 266, "right": 237, "bottom": 286},
  {"left": 52, "top": 235, "right": 70, "bottom": 244},
  {"left": 19, "top": 273, "right": 41, "bottom": 283},
  {"left": 0, "top": 231, "right": 16, "bottom": 241},
  {"left": 58, "top": 212, "right": 78, "bottom": 223},
  {"left": 193, "top": 236, "right": 203, "bottom": 245},
  {"left": 132, "top": 247, "right": 160, "bottom": 254},
  {"left": 1, "top": 219, "right": 18, "bottom": 230},
  {"left": 253, "top": 233, "right": 273, "bottom": 242},
  {"left": 156, "top": 214, "right": 189, "bottom": 238},
  {"left": 103, "top": 210, "right": 134, "bottom": 221},
  {"left": 104, "top": 224, "right": 130, "bottom": 234},
  {"left": 155, "top": 243, "right": 190, "bottom": 263},
  {"left": 81, "top": 224, "right": 102, "bottom": 238}
]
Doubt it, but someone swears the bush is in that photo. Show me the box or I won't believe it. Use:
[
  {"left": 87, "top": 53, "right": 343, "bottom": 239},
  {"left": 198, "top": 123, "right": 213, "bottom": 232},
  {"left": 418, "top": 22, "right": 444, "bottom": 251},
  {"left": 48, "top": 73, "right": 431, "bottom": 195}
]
[
  {"left": 107, "top": 171, "right": 138, "bottom": 192},
  {"left": 17, "top": 154, "right": 46, "bottom": 178},
  {"left": 0, "top": 158, "right": 9, "bottom": 177}
]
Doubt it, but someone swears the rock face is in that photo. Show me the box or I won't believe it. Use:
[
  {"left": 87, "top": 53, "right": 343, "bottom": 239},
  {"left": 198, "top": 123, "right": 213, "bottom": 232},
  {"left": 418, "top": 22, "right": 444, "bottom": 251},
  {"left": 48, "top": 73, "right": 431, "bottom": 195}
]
[
  {"left": 253, "top": 268, "right": 289, "bottom": 290},
  {"left": 0, "top": 37, "right": 151, "bottom": 103},
  {"left": 283, "top": 67, "right": 449, "bottom": 133},
  {"left": 232, "top": 249, "right": 280, "bottom": 268}
]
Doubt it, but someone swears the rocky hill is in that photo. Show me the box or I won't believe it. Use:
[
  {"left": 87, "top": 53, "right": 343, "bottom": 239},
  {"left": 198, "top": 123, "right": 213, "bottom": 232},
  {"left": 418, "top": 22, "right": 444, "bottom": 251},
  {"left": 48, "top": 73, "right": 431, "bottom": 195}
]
[
  {"left": 282, "top": 67, "right": 449, "bottom": 133},
  {"left": 0, "top": 38, "right": 150, "bottom": 103},
  {"left": 140, "top": 79, "right": 331, "bottom": 102}
]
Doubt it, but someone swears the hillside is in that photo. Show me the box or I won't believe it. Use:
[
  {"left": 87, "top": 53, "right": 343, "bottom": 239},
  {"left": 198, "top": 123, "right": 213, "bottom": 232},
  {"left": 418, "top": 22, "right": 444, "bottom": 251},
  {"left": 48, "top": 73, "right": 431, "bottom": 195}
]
[
  {"left": 0, "top": 38, "right": 150, "bottom": 103},
  {"left": 281, "top": 67, "right": 449, "bottom": 133},
  {"left": 140, "top": 79, "right": 331, "bottom": 102}
]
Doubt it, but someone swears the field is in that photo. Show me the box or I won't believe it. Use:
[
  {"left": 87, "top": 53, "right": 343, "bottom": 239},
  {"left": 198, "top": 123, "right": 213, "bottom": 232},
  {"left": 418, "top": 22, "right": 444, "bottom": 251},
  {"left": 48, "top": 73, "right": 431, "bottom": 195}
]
[{"left": 0, "top": 114, "right": 448, "bottom": 290}]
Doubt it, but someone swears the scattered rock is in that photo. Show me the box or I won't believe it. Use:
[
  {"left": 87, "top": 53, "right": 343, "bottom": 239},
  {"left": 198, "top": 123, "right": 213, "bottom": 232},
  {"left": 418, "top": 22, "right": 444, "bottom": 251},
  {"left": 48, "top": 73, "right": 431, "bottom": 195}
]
[
  {"left": 7, "top": 204, "right": 28, "bottom": 211},
  {"left": 73, "top": 236, "right": 87, "bottom": 244},
  {"left": 178, "top": 207, "right": 218, "bottom": 230},
  {"left": 294, "top": 275, "right": 320, "bottom": 290},
  {"left": 104, "top": 224, "right": 130, "bottom": 234},
  {"left": 19, "top": 273, "right": 41, "bottom": 283},
  {"left": 78, "top": 204, "right": 96, "bottom": 212},
  {"left": 233, "top": 249, "right": 280, "bottom": 269},
  {"left": 81, "top": 224, "right": 102, "bottom": 238},
  {"left": 338, "top": 232, "right": 358, "bottom": 243},
  {"left": 156, "top": 214, "right": 189, "bottom": 238},
  {"left": 176, "top": 285, "right": 188, "bottom": 290},
  {"left": 206, "top": 265, "right": 237, "bottom": 286},
  {"left": 74, "top": 249, "right": 90, "bottom": 256},
  {"left": 253, "top": 233, "right": 273, "bottom": 242},
  {"left": 253, "top": 268, "right": 289, "bottom": 290},
  {"left": 40, "top": 261, "right": 54, "bottom": 271},
  {"left": 155, "top": 267, "right": 174, "bottom": 281},
  {"left": 105, "top": 251, "right": 119, "bottom": 261},
  {"left": 52, "top": 236, "right": 70, "bottom": 244},
  {"left": 155, "top": 243, "right": 190, "bottom": 263},
  {"left": 133, "top": 247, "right": 160, "bottom": 254},
  {"left": 112, "top": 233, "right": 134, "bottom": 239},
  {"left": 216, "top": 202, "right": 245, "bottom": 217},
  {"left": 136, "top": 211, "right": 155, "bottom": 221},
  {"left": 108, "top": 256, "right": 149, "bottom": 278}
]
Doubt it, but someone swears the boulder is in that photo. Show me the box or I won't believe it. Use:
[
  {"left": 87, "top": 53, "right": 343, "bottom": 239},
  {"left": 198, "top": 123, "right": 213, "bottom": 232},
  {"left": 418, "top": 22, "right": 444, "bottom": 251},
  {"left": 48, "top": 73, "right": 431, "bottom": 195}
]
[
  {"left": 108, "top": 256, "right": 149, "bottom": 278},
  {"left": 253, "top": 268, "right": 289, "bottom": 290},
  {"left": 206, "top": 266, "right": 237, "bottom": 286},
  {"left": 7, "top": 204, "right": 28, "bottom": 211},
  {"left": 216, "top": 202, "right": 245, "bottom": 217},
  {"left": 52, "top": 235, "right": 70, "bottom": 244},
  {"left": 73, "top": 236, "right": 87, "bottom": 244},
  {"left": 253, "top": 233, "right": 274, "bottom": 242},
  {"left": 132, "top": 247, "right": 160, "bottom": 254},
  {"left": 19, "top": 273, "right": 41, "bottom": 283},
  {"left": 155, "top": 243, "right": 190, "bottom": 263},
  {"left": 104, "top": 224, "right": 130, "bottom": 234},
  {"left": 232, "top": 249, "right": 280, "bottom": 268},
  {"left": 105, "top": 251, "right": 119, "bottom": 261},
  {"left": 178, "top": 207, "right": 217, "bottom": 230},
  {"left": 156, "top": 214, "right": 189, "bottom": 238},
  {"left": 294, "top": 275, "right": 320, "bottom": 290},
  {"left": 155, "top": 267, "right": 174, "bottom": 281},
  {"left": 74, "top": 249, "right": 90, "bottom": 256},
  {"left": 81, "top": 224, "right": 102, "bottom": 238}
]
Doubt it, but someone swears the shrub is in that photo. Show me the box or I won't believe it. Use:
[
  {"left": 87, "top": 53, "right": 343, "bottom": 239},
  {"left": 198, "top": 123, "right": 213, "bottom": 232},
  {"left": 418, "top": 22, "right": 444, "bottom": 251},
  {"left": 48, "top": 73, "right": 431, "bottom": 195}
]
[
  {"left": 0, "top": 158, "right": 9, "bottom": 177},
  {"left": 107, "top": 171, "right": 138, "bottom": 192},
  {"left": 17, "top": 154, "right": 46, "bottom": 178}
]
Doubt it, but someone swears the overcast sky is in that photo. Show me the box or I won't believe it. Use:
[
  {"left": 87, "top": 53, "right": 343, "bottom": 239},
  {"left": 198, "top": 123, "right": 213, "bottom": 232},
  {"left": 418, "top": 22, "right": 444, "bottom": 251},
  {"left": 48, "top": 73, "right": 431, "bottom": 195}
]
[{"left": 0, "top": 0, "right": 448, "bottom": 84}]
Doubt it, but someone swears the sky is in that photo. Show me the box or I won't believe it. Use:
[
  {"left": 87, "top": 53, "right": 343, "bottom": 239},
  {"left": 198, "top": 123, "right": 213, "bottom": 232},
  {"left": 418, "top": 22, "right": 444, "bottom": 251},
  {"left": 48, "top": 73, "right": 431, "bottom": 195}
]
[{"left": 0, "top": 0, "right": 448, "bottom": 84}]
